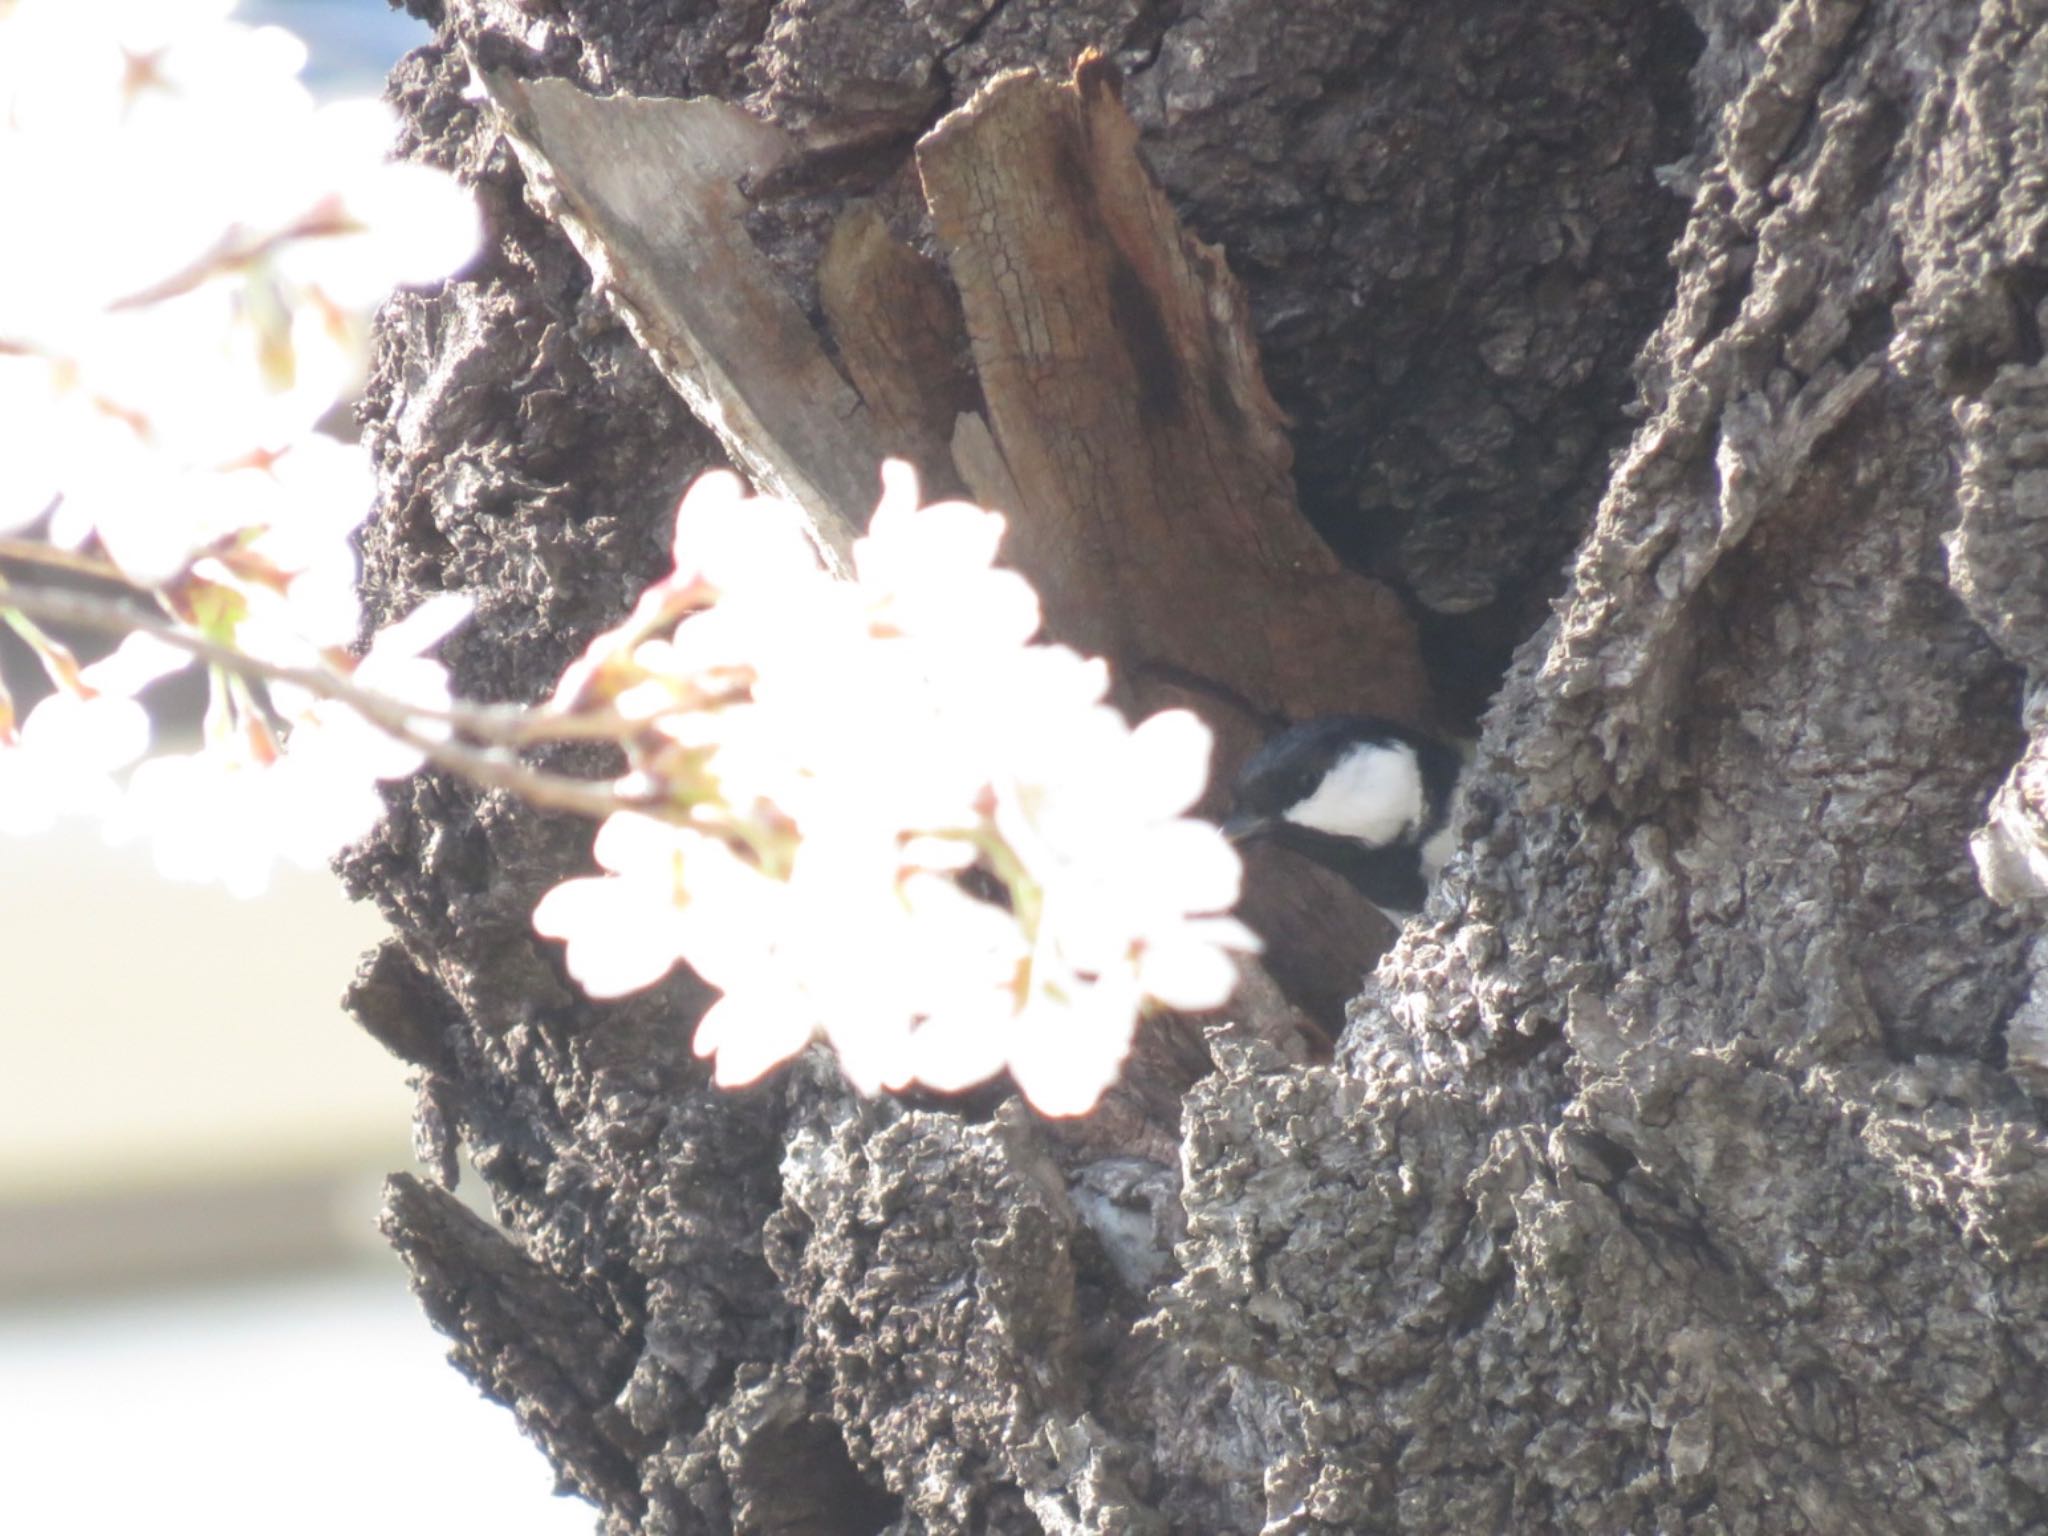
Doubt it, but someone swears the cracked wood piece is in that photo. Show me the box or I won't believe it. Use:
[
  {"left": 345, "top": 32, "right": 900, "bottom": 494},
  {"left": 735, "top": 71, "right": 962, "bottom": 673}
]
[
  {"left": 915, "top": 54, "right": 1426, "bottom": 722},
  {"left": 476, "top": 67, "right": 879, "bottom": 570}
]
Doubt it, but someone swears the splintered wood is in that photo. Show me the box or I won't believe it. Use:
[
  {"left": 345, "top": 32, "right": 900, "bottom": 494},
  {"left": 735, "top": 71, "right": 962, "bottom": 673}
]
[
  {"left": 915, "top": 56, "right": 1423, "bottom": 723},
  {"left": 477, "top": 53, "right": 1430, "bottom": 1044},
  {"left": 476, "top": 67, "right": 874, "bottom": 570},
  {"left": 479, "top": 52, "right": 1423, "bottom": 726}
]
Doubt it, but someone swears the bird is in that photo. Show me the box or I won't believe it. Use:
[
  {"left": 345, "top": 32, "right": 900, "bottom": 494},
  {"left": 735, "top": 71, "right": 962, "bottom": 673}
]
[{"left": 1222, "top": 715, "right": 1467, "bottom": 921}]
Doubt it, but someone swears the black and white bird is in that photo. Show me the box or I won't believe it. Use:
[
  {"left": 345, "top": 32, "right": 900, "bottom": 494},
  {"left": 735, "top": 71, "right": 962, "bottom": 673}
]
[{"left": 1222, "top": 715, "right": 1467, "bottom": 921}]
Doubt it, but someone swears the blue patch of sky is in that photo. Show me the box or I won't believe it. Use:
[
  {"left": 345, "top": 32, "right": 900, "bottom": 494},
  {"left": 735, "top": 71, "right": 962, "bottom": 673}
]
[{"left": 237, "top": 0, "right": 431, "bottom": 99}]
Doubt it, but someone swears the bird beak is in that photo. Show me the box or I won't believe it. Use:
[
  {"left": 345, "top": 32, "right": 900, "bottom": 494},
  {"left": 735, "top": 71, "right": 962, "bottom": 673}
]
[{"left": 1220, "top": 809, "right": 1273, "bottom": 844}]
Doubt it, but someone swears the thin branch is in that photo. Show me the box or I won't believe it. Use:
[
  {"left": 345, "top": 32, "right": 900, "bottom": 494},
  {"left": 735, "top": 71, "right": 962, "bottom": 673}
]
[
  {"left": 0, "top": 577, "right": 646, "bottom": 822},
  {"left": 107, "top": 199, "right": 365, "bottom": 312},
  {"left": 0, "top": 535, "right": 667, "bottom": 748},
  {"left": 403, "top": 723, "right": 651, "bottom": 821},
  {"left": 0, "top": 537, "right": 144, "bottom": 587},
  {"left": 437, "top": 696, "right": 652, "bottom": 748}
]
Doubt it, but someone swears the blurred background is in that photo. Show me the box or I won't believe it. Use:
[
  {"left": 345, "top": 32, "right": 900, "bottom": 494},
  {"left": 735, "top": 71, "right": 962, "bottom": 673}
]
[{"left": 0, "top": 5, "right": 594, "bottom": 1531}]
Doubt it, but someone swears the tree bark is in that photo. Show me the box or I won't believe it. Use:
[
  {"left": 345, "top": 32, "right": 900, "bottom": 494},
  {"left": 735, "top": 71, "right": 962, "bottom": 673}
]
[{"left": 347, "top": 0, "right": 2048, "bottom": 1530}]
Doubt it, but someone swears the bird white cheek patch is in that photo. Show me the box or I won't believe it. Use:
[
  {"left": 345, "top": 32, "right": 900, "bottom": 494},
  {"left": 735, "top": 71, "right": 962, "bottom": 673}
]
[{"left": 1282, "top": 742, "right": 1425, "bottom": 847}]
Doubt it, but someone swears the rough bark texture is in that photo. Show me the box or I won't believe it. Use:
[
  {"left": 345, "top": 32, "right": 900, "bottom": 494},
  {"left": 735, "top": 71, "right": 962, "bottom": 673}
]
[{"left": 347, "top": 0, "right": 2048, "bottom": 1531}]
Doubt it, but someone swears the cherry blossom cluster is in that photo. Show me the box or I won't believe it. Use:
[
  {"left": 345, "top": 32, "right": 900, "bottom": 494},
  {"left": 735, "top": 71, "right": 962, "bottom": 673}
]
[
  {"left": 0, "top": 1, "right": 1257, "bottom": 1115},
  {"left": 532, "top": 467, "right": 1258, "bottom": 1112},
  {"left": 0, "top": 0, "right": 479, "bottom": 883}
]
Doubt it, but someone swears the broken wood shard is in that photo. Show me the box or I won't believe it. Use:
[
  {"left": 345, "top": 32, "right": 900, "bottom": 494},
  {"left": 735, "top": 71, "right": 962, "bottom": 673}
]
[
  {"left": 475, "top": 66, "right": 878, "bottom": 569},
  {"left": 915, "top": 54, "right": 1427, "bottom": 723}
]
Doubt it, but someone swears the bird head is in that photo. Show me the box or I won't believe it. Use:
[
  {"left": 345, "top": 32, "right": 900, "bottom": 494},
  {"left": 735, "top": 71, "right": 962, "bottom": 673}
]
[{"left": 1222, "top": 715, "right": 1466, "bottom": 916}]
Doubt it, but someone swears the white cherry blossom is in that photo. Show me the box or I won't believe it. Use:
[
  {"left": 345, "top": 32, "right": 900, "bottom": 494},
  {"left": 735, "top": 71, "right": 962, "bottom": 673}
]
[
  {"left": 270, "top": 593, "right": 475, "bottom": 784},
  {"left": 533, "top": 814, "right": 717, "bottom": 999},
  {"left": 0, "top": 689, "right": 153, "bottom": 836},
  {"left": 533, "top": 464, "right": 1258, "bottom": 1115},
  {"left": 0, "top": 0, "right": 482, "bottom": 898},
  {"left": 0, "top": 0, "right": 477, "bottom": 577},
  {"left": 114, "top": 749, "right": 288, "bottom": 900},
  {"left": 0, "top": 0, "right": 1254, "bottom": 1119}
]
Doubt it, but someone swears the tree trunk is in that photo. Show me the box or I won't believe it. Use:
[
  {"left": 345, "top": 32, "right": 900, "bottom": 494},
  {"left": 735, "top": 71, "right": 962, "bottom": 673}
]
[{"left": 348, "top": 0, "right": 2048, "bottom": 1530}]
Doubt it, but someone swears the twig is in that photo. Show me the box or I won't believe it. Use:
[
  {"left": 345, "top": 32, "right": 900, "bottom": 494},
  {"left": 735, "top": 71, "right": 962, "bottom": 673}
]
[
  {"left": 0, "top": 578, "right": 646, "bottom": 821},
  {"left": 0, "top": 541, "right": 641, "bottom": 747},
  {"left": 0, "top": 537, "right": 145, "bottom": 587}
]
